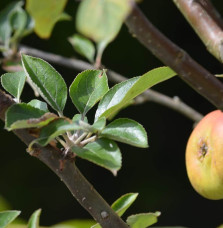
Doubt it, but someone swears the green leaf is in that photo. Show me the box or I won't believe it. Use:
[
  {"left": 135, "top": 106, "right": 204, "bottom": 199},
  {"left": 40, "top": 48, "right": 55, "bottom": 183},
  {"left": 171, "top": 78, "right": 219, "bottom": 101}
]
[
  {"left": 26, "top": 0, "right": 68, "bottom": 38},
  {"left": 21, "top": 54, "right": 67, "bottom": 113},
  {"left": 1, "top": 71, "right": 26, "bottom": 102},
  {"left": 72, "top": 114, "right": 88, "bottom": 124},
  {"left": 91, "top": 193, "right": 138, "bottom": 228},
  {"left": 100, "top": 118, "right": 148, "bottom": 148},
  {"left": 10, "top": 7, "right": 27, "bottom": 43},
  {"left": 77, "top": 117, "right": 106, "bottom": 134},
  {"left": 57, "top": 12, "right": 72, "bottom": 22},
  {"left": 51, "top": 219, "right": 95, "bottom": 228},
  {"left": 152, "top": 227, "right": 188, "bottom": 228},
  {"left": 0, "top": 211, "right": 21, "bottom": 228},
  {"left": 126, "top": 212, "right": 161, "bottom": 228},
  {"left": 28, "top": 99, "right": 49, "bottom": 112},
  {"left": 69, "top": 70, "right": 109, "bottom": 115},
  {"left": 111, "top": 193, "right": 138, "bottom": 216},
  {"left": 20, "top": 12, "right": 35, "bottom": 38},
  {"left": 0, "top": 1, "right": 23, "bottom": 47},
  {"left": 5, "top": 103, "right": 57, "bottom": 131},
  {"left": 69, "top": 34, "right": 95, "bottom": 63},
  {"left": 27, "top": 209, "right": 41, "bottom": 228},
  {"left": 95, "top": 67, "right": 176, "bottom": 120},
  {"left": 76, "top": 0, "right": 131, "bottom": 45},
  {"left": 33, "top": 119, "right": 81, "bottom": 147},
  {"left": 72, "top": 138, "right": 121, "bottom": 175},
  {"left": 107, "top": 99, "right": 134, "bottom": 121},
  {"left": 92, "top": 117, "right": 106, "bottom": 132}
]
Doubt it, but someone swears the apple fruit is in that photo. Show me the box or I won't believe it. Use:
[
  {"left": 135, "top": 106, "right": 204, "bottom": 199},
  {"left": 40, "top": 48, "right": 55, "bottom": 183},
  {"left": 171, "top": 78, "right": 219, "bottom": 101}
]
[{"left": 186, "top": 110, "right": 223, "bottom": 200}]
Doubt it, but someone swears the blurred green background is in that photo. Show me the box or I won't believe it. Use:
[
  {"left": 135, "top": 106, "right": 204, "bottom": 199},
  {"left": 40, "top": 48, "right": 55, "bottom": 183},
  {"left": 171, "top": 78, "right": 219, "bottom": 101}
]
[{"left": 1, "top": 0, "right": 223, "bottom": 227}]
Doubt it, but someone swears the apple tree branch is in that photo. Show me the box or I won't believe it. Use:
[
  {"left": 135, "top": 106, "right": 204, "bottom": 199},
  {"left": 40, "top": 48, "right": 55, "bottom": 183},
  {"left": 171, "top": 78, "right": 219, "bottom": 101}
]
[
  {"left": 173, "top": 0, "right": 223, "bottom": 63},
  {"left": 0, "top": 90, "right": 129, "bottom": 228},
  {"left": 125, "top": 3, "right": 223, "bottom": 110}
]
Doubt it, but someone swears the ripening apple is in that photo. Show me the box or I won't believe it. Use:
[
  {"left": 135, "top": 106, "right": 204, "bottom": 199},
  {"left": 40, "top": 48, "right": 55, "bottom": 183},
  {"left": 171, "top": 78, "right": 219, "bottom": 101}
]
[{"left": 186, "top": 110, "right": 223, "bottom": 200}]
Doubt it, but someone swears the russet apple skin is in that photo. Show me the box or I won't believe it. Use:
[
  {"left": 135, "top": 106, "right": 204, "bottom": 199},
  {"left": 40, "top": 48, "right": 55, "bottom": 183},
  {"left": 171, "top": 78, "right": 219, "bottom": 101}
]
[{"left": 186, "top": 110, "right": 223, "bottom": 200}]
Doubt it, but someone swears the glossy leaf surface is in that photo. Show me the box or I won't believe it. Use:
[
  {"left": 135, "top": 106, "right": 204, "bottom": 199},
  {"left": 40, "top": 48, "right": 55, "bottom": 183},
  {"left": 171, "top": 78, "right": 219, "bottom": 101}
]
[
  {"left": 69, "top": 70, "right": 108, "bottom": 115},
  {"left": 95, "top": 67, "right": 176, "bottom": 120},
  {"left": 72, "top": 138, "right": 121, "bottom": 175},
  {"left": 101, "top": 118, "right": 148, "bottom": 148},
  {"left": 111, "top": 193, "right": 138, "bottom": 216},
  {"left": 21, "top": 54, "right": 67, "bottom": 113}
]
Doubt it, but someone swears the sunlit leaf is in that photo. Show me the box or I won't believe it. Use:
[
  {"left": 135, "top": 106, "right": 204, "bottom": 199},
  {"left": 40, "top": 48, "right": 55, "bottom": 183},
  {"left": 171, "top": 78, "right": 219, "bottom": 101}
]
[
  {"left": 100, "top": 118, "right": 148, "bottom": 148},
  {"left": 72, "top": 138, "right": 121, "bottom": 175},
  {"left": 76, "top": 0, "right": 131, "bottom": 45},
  {"left": 111, "top": 193, "right": 138, "bottom": 216},
  {"left": 69, "top": 70, "right": 108, "bottom": 115},
  {"left": 21, "top": 54, "right": 67, "bottom": 113},
  {"left": 26, "top": 0, "right": 68, "bottom": 38},
  {"left": 95, "top": 67, "right": 176, "bottom": 120},
  {"left": 126, "top": 212, "right": 161, "bottom": 228},
  {"left": 0, "top": 211, "right": 21, "bottom": 228},
  {"left": 1, "top": 71, "right": 26, "bottom": 101},
  {"left": 69, "top": 34, "right": 95, "bottom": 63},
  {"left": 27, "top": 209, "right": 41, "bottom": 228}
]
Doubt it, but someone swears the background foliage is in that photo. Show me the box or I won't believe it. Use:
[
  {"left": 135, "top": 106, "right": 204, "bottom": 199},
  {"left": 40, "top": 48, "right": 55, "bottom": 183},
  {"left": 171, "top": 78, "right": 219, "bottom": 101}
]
[{"left": 1, "top": 0, "right": 223, "bottom": 227}]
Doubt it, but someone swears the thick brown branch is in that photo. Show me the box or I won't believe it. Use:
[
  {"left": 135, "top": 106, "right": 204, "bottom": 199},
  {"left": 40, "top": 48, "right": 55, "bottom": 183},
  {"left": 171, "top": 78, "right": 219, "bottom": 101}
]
[
  {"left": 197, "top": 0, "right": 223, "bottom": 30},
  {"left": 19, "top": 45, "right": 203, "bottom": 122},
  {"left": 0, "top": 90, "right": 129, "bottom": 228},
  {"left": 125, "top": 4, "right": 223, "bottom": 110},
  {"left": 173, "top": 0, "right": 223, "bottom": 62}
]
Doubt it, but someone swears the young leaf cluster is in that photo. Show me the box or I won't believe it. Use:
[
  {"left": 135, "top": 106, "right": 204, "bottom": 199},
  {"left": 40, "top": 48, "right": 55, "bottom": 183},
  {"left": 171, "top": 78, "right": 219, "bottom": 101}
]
[
  {"left": 0, "top": 1, "right": 34, "bottom": 52},
  {"left": 1, "top": 54, "right": 175, "bottom": 174}
]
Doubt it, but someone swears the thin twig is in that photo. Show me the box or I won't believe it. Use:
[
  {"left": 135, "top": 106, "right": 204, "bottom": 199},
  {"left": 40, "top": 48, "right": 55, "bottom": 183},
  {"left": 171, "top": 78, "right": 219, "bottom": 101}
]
[
  {"left": 19, "top": 45, "right": 203, "bottom": 122},
  {"left": 173, "top": 0, "right": 223, "bottom": 62},
  {"left": 125, "top": 3, "right": 223, "bottom": 110},
  {"left": 80, "top": 135, "right": 97, "bottom": 146},
  {"left": 0, "top": 90, "right": 129, "bottom": 228},
  {"left": 74, "top": 132, "right": 88, "bottom": 144}
]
